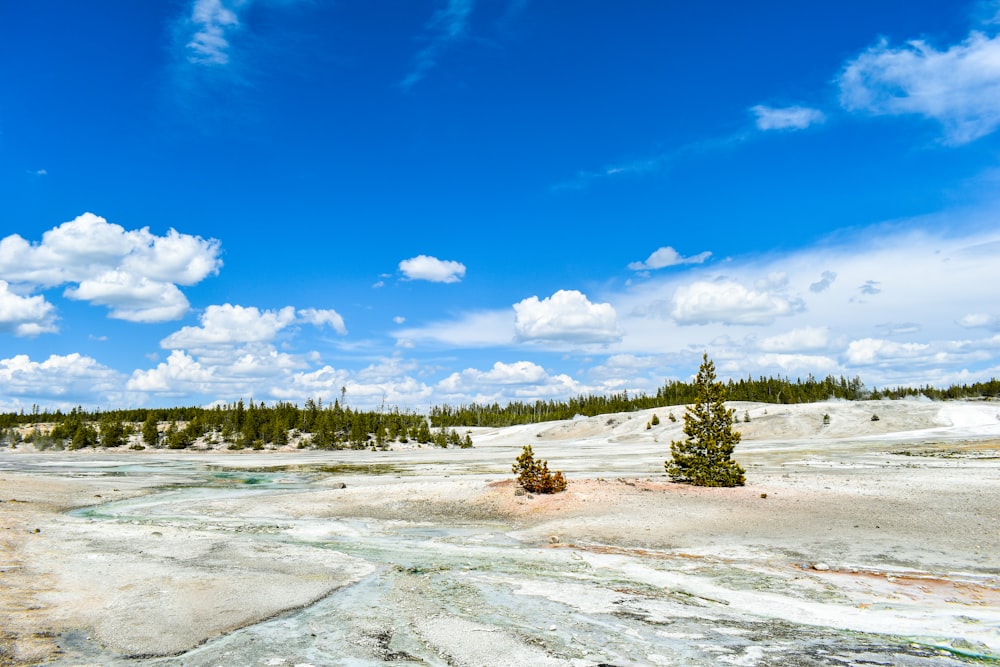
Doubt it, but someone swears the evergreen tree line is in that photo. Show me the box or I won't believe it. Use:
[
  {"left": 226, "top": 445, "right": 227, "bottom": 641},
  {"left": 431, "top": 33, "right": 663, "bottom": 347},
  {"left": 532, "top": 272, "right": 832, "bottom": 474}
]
[
  {"left": 429, "top": 374, "right": 1000, "bottom": 427},
  {"left": 1, "top": 373, "right": 997, "bottom": 448},
  {"left": 0, "top": 398, "right": 472, "bottom": 451}
]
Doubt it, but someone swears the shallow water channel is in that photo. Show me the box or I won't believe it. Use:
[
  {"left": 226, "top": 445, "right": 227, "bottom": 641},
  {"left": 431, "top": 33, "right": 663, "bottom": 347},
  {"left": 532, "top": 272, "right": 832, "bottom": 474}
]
[{"left": 8, "top": 455, "right": 995, "bottom": 666}]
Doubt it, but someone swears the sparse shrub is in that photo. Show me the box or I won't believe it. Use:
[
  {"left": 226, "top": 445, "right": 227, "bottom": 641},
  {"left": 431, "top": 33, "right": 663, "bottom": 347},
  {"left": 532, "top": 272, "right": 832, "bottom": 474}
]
[
  {"left": 871, "top": 414, "right": 880, "bottom": 422},
  {"left": 822, "top": 414, "right": 830, "bottom": 425},
  {"left": 513, "top": 445, "right": 567, "bottom": 494},
  {"left": 668, "top": 412, "right": 676, "bottom": 422}
]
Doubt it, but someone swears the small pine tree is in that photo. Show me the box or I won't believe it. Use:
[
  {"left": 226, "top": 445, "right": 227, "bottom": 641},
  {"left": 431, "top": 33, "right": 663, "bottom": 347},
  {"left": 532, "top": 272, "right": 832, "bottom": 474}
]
[
  {"left": 142, "top": 413, "right": 160, "bottom": 447},
  {"left": 650, "top": 413, "right": 660, "bottom": 426},
  {"left": 513, "top": 445, "right": 567, "bottom": 494},
  {"left": 665, "top": 354, "right": 746, "bottom": 487}
]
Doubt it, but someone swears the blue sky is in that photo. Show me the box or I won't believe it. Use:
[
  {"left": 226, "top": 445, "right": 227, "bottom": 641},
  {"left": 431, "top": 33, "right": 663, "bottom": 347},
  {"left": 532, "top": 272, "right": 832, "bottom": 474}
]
[{"left": 2, "top": 1, "right": 1000, "bottom": 411}]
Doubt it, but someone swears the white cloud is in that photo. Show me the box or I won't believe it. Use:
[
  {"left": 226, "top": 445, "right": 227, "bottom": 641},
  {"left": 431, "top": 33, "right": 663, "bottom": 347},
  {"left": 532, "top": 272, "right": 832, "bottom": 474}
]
[
  {"left": 401, "top": 0, "right": 475, "bottom": 90},
  {"left": 161, "top": 304, "right": 297, "bottom": 349},
  {"left": 751, "top": 104, "right": 826, "bottom": 131},
  {"left": 628, "top": 246, "right": 711, "bottom": 271},
  {"left": 752, "top": 353, "right": 840, "bottom": 375},
  {"left": 398, "top": 255, "right": 467, "bottom": 283},
  {"left": 671, "top": 279, "right": 804, "bottom": 326},
  {"left": 959, "top": 313, "right": 999, "bottom": 329},
  {"left": 514, "top": 290, "right": 621, "bottom": 345},
  {"left": 276, "top": 362, "right": 434, "bottom": 408},
  {"left": 128, "top": 302, "right": 354, "bottom": 401},
  {"left": 128, "top": 350, "right": 216, "bottom": 393},
  {"left": 437, "top": 360, "right": 584, "bottom": 403},
  {"left": 185, "top": 0, "right": 242, "bottom": 66},
  {"left": 129, "top": 343, "right": 305, "bottom": 398},
  {"left": 394, "top": 310, "right": 514, "bottom": 349},
  {"left": 297, "top": 308, "right": 348, "bottom": 335},
  {"left": 65, "top": 272, "right": 190, "bottom": 322},
  {"left": 838, "top": 31, "right": 1000, "bottom": 144},
  {"left": 845, "top": 338, "right": 930, "bottom": 365},
  {"left": 0, "top": 213, "right": 221, "bottom": 323},
  {"left": 0, "top": 353, "right": 123, "bottom": 409},
  {"left": 444, "top": 360, "right": 548, "bottom": 387},
  {"left": 0, "top": 280, "right": 58, "bottom": 336},
  {"left": 758, "top": 326, "right": 831, "bottom": 352},
  {"left": 121, "top": 227, "right": 224, "bottom": 285}
]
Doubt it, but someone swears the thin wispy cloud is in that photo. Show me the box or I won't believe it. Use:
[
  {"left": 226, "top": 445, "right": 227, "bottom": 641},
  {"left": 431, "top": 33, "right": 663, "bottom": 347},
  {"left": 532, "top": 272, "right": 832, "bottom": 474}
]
[
  {"left": 751, "top": 104, "right": 826, "bottom": 131},
  {"left": 401, "top": 0, "right": 475, "bottom": 90},
  {"left": 554, "top": 131, "right": 751, "bottom": 191},
  {"left": 184, "top": 0, "right": 244, "bottom": 66},
  {"left": 809, "top": 271, "right": 837, "bottom": 293},
  {"left": 838, "top": 29, "right": 1000, "bottom": 144},
  {"left": 628, "top": 246, "right": 712, "bottom": 272}
]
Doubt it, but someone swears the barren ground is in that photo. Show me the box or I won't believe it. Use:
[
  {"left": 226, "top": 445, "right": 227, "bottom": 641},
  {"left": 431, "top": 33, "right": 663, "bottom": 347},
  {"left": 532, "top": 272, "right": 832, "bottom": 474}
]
[{"left": 1, "top": 399, "right": 999, "bottom": 665}]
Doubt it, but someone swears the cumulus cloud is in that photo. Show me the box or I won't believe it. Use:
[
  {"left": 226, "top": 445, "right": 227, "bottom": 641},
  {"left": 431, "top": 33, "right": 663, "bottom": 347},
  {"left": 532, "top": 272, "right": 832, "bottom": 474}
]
[
  {"left": 297, "top": 308, "right": 348, "bottom": 335},
  {"left": 129, "top": 344, "right": 305, "bottom": 399},
  {"left": 161, "top": 304, "right": 298, "bottom": 349},
  {"left": 0, "top": 281, "right": 58, "bottom": 336},
  {"left": 671, "top": 279, "right": 804, "bottom": 326},
  {"left": 127, "top": 350, "right": 216, "bottom": 393},
  {"left": 514, "top": 289, "right": 621, "bottom": 345},
  {"left": 65, "top": 272, "right": 191, "bottom": 322},
  {"left": 127, "top": 302, "right": 354, "bottom": 401},
  {"left": 751, "top": 104, "right": 826, "bottom": 131},
  {"left": 628, "top": 246, "right": 711, "bottom": 271},
  {"left": 845, "top": 337, "right": 930, "bottom": 365},
  {"left": 758, "top": 326, "right": 831, "bottom": 352},
  {"left": 0, "top": 353, "right": 123, "bottom": 409},
  {"left": 398, "top": 255, "right": 467, "bottom": 283},
  {"left": 276, "top": 361, "right": 434, "bottom": 407},
  {"left": 437, "top": 360, "right": 584, "bottom": 402},
  {"left": 752, "top": 353, "right": 840, "bottom": 375},
  {"left": 838, "top": 31, "right": 1000, "bottom": 144},
  {"left": 0, "top": 213, "right": 221, "bottom": 323}
]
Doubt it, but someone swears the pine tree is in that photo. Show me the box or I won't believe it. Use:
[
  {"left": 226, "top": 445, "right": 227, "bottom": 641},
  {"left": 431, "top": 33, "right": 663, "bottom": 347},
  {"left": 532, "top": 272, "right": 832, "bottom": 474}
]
[
  {"left": 666, "top": 354, "right": 745, "bottom": 487},
  {"left": 142, "top": 413, "right": 160, "bottom": 447}
]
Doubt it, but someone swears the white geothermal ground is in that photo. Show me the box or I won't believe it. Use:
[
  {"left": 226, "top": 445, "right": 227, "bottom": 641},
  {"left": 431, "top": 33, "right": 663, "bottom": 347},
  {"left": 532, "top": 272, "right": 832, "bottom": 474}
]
[{"left": 1, "top": 398, "right": 998, "bottom": 666}]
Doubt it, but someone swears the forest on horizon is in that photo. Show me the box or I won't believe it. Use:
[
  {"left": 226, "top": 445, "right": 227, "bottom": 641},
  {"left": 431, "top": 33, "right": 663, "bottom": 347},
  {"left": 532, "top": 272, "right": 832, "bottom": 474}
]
[{"left": 1, "top": 373, "right": 997, "bottom": 452}]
